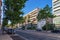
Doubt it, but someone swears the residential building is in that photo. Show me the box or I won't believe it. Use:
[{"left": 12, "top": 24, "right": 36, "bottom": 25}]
[
  {"left": 52, "top": 0, "right": 60, "bottom": 28},
  {"left": 23, "top": 8, "right": 40, "bottom": 25}
]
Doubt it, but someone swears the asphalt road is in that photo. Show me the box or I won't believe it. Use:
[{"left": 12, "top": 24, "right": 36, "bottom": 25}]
[{"left": 16, "top": 30, "right": 60, "bottom": 40}]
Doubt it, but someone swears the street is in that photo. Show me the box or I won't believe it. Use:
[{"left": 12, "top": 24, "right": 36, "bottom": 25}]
[{"left": 15, "top": 30, "right": 60, "bottom": 40}]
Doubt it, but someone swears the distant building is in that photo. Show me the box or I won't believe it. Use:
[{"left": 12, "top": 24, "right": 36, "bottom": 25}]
[
  {"left": 0, "top": 0, "right": 2, "bottom": 28},
  {"left": 52, "top": 0, "right": 60, "bottom": 28},
  {"left": 23, "top": 8, "right": 40, "bottom": 25}
]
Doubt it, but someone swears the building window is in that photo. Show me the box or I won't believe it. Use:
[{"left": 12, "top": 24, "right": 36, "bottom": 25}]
[{"left": 33, "top": 18, "right": 36, "bottom": 21}]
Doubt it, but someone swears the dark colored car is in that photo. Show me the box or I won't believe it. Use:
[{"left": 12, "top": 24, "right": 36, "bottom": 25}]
[
  {"left": 36, "top": 29, "right": 42, "bottom": 31},
  {"left": 15, "top": 28, "right": 22, "bottom": 30},
  {"left": 1, "top": 27, "right": 8, "bottom": 31},
  {"left": 6, "top": 29, "right": 15, "bottom": 34},
  {"left": 51, "top": 30, "right": 60, "bottom": 33}
]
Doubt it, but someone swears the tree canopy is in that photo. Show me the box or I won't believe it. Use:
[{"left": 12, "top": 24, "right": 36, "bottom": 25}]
[
  {"left": 3, "top": 0, "right": 27, "bottom": 27},
  {"left": 37, "top": 5, "right": 56, "bottom": 30},
  {"left": 37, "top": 5, "right": 55, "bottom": 21}
]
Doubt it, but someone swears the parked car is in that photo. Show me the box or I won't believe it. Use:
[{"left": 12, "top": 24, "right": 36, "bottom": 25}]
[
  {"left": 6, "top": 29, "right": 15, "bottom": 34},
  {"left": 36, "top": 29, "right": 42, "bottom": 31},
  {"left": 2, "top": 27, "right": 8, "bottom": 32},
  {"left": 15, "top": 28, "right": 22, "bottom": 30},
  {"left": 51, "top": 29, "right": 60, "bottom": 33}
]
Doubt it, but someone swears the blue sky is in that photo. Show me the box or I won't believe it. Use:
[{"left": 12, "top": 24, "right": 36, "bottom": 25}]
[{"left": 22, "top": 0, "right": 52, "bottom": 15}]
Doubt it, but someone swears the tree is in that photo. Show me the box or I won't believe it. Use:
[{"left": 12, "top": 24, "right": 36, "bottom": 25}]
[
  {"left": 2, "top": 18, "right": 8, "bottom": 27},
  {"left": 4, "top": 0, "right": 27, "bottom": 28},
  {"left": 37, "top": 5, "right": 55, "bottom": 31},
  {"left": 2, "top": 18, "right": 8, "bottom": 33},
  {"left": 19, "top": 17, "right": 25, "bottom": 26}
]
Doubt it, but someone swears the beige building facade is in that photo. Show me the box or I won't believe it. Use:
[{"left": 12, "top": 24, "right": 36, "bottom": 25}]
[{"left": 23, "top": 8, "right": 40, "bottom": 25}]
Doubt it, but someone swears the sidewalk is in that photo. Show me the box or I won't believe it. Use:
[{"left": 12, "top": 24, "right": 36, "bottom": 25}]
[{"left": 0, "top": 29, "right": 13, "bottom": 40}]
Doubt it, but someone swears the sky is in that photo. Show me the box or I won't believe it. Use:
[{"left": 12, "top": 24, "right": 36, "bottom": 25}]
[{"left": 22, "top": 0, "right": 52, "bottom": 15}]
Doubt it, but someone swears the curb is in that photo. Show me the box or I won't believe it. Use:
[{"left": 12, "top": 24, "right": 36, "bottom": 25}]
[{"left": 14, "top": 34, "right": 28, "bottom": 40}]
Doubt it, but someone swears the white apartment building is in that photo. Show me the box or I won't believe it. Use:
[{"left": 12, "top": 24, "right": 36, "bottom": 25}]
[{"left": 52, "top": 0, "right": 60, "bottom": 28}]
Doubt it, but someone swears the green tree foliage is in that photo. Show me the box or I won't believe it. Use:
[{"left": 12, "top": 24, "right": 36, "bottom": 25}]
[
  {"left": 37, "top": 5, "right": 55, "bottom": 21},
  {"left": 37, "top": 5, "right": 55, "bottom": 30},
  {"left": 42, "top": 24, "right": 55, "bottom": 30},
  {"left": 4, "top": 0, "right": 27, "bottom": 27},
  {"left": 2, "top": 18, "right": 8, "bottom": 26}
]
